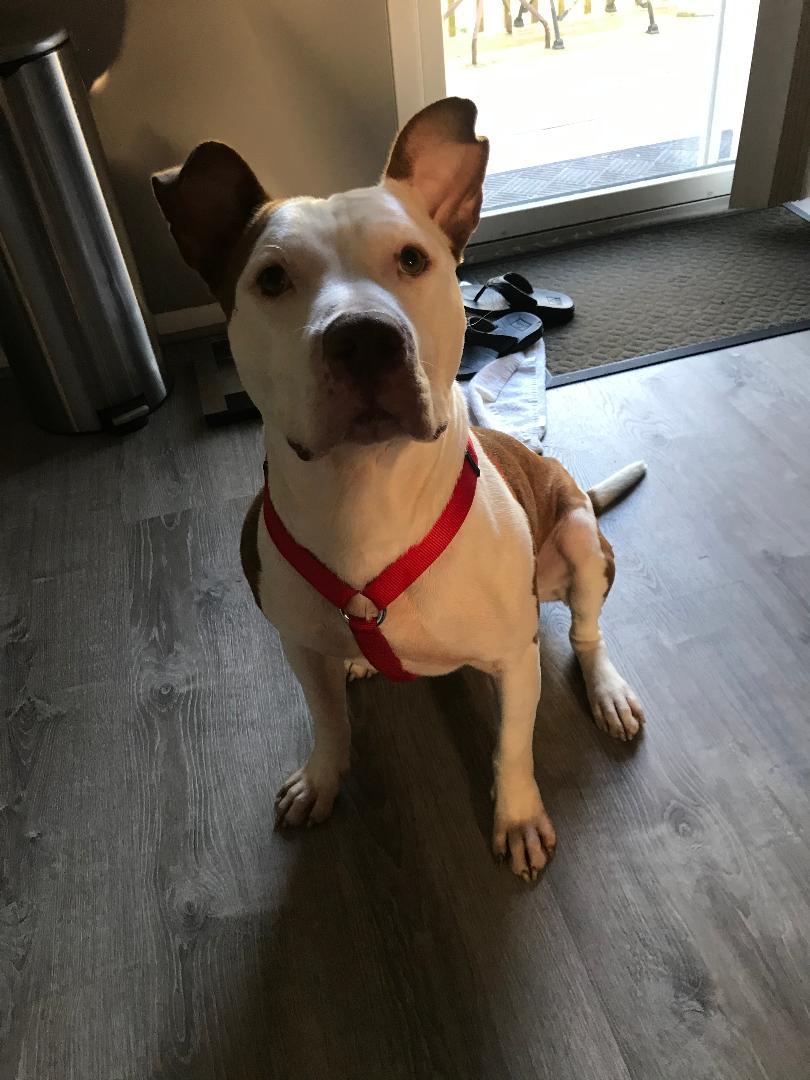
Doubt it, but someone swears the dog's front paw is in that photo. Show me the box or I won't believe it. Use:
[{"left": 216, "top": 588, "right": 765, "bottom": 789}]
[
  {"left": 586, "top": 663, "right": 645, "bottom": 742},
  {"left": 275, "top": 758, "right": 344, "bottom": 828},
  {"left": 492, "top": 779, "right": 556, "bottom": 882},
  {"left": 344, "top": 658, "right": 378, "bottom": 681}
]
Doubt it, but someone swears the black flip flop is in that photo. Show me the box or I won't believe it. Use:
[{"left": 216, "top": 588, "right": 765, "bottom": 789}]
[
  {"left": 461, "top": 272, "right": 575, "bottom": 326},
  {"left": 457, "top": 342, "right": 499, "bottom": 381},
  {"left": 457, "top": 311, "right": 543, "bottom": 380}
]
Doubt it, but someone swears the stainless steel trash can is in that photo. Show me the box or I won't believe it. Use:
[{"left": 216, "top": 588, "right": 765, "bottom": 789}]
[{"left": 0, "top": 29, "right": 169, "bottom": 434}]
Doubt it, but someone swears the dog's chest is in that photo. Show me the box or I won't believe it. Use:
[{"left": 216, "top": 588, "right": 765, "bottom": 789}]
[{"left": 251, "top": 467, "right": 538, "bottom": 673}]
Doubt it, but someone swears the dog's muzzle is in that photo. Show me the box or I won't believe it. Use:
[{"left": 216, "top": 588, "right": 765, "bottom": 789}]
[
  {"left": 322, "top": 312, "right": 412, "bottom": 385},
  {"left": 288, "top": 311, "right": 437, "bottom": 456}
]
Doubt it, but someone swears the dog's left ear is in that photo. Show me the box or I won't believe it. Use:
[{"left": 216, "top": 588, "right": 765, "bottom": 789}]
[
  {"left": 383, "top": 97, "right": 489, "bottom": 259},
  {"left": 152, "top": 142, "right": 268, "bottom": 295}
]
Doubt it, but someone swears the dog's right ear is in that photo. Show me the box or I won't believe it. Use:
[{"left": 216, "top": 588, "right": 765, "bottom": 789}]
[
  {"left": 152, "top": 142, "right": 267, "bottom": 294},
  {"left": 383, "top": 97, "right": 489, "bottom": 260}
]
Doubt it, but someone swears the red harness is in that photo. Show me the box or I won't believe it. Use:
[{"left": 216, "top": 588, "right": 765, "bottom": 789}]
[{"left": 262, "top": 440, "right": 480, "bottom": 681}]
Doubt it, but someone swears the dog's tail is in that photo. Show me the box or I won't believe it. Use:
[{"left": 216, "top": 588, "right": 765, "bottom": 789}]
[{"left": 587, "top": 461, "right": 646, "bottom": 515}]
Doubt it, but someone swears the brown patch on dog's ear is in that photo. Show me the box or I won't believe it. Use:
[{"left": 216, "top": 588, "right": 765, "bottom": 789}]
[
  {"left": 384, "top": 97, "right": 489, "bottom": 259},
  {"left": 152, "top": 142, "right": 268, "bottom": 297}
]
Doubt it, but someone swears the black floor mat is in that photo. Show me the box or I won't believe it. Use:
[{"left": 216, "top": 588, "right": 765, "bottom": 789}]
[{"left": 468, "top": 205, "right": 810, "bottom": 382}]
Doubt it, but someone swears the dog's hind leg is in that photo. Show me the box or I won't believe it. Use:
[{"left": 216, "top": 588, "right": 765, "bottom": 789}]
[
  {"left": 556, "top": 507, "right": 645, "bottom": 741},
  {"left": 275, "top": 640, "right": 350, "bottom": 827}
]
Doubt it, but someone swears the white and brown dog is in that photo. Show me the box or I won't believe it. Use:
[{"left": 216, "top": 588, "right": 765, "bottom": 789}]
[{"left": 153, "top": 97, "right": 645, "bottom": 881}]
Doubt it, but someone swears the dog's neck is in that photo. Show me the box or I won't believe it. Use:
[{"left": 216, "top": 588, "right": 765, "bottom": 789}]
[{"left": 263, "top": 387, "right": 470, "bottom": 588}]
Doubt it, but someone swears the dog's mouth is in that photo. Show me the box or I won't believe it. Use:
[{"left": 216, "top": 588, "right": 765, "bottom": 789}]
[
  {"left": 286, "top": 400, "right": 445, "bottom": 461},
  {"left": 286, "top": 358, "right": 443, "bottom": 460},
  {"left": 346, "top": 405, "right": 401, "bottom": 444}
]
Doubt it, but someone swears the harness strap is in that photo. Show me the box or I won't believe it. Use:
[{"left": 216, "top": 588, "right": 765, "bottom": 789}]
[{"left": 262, "top": 439, "right": 479, "bottom": 681}]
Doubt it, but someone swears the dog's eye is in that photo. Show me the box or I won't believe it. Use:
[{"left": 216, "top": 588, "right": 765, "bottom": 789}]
[
  {"left": 398, "top": 245, "right": 428, "bottom": 277},
  {"left": 257, "top": 264, "right": 291, "bottom": 297}
]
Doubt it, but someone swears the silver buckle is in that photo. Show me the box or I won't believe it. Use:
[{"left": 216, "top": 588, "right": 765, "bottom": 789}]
[{"left": 341, "top": 606, "right": 387, "bottom": 627}]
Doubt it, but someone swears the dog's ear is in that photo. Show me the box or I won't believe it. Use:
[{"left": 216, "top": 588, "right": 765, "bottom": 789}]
[
  {"left": 383, "top": 97, "right": 489, "bottom": 259},
  {"left": 152, "top": 142, "right": 267, "bottom": 293}
]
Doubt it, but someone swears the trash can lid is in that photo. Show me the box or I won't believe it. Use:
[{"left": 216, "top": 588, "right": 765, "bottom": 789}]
[{"left": 0, "top": 29, "right": 69, "bottom": 75}]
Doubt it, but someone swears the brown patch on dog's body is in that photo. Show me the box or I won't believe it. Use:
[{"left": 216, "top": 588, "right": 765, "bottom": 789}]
[
  {"left": 599, "top": 531, "right": 616, "bottom": 596},
  {"left": 240, "top": 490, "right": 264, "bottom": 607},
  {"left": 474, "top": 426, "right": 615, "bottom": 605},
  {"left": 474, "top": 428, "right": 587, "bottom": 552}
]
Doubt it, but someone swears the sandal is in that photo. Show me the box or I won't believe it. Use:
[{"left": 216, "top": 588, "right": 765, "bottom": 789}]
[
  {"left": 457, "top": 311, "right": 543, "bottom": 380},
  {"left": 461, "top": 271, "right": 574, "bottom": 326}
]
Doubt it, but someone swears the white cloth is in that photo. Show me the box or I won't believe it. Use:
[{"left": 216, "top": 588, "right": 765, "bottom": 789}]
[{"left": 465, "top": 337, "right": 547, "bottom": 453}]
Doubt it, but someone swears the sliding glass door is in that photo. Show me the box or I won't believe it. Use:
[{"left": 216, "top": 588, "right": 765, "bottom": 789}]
[{"left": 389, "top": 0, "right": 761, "bottom": 245}]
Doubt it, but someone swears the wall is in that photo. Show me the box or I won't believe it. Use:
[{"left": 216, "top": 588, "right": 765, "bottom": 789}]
[
  {"left": 731, "top": 0, "right": 810, "bottom": 208},
  {"left": 2, "top": 1, "right": 398, "bottom": 314}
]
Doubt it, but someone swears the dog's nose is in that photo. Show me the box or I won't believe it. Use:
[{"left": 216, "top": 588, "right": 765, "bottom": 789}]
[{"left": 322, "top": 314, "right": 407, "bottom": 382}]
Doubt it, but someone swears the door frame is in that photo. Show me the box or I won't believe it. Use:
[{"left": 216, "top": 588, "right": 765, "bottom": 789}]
[{"left": 387, "top": 0, "right": 447, "bottom": 128}]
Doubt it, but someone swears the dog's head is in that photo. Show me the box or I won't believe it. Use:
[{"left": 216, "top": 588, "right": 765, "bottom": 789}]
[{"left": 153, "top": 98, "right": 488, "bottom": 460}]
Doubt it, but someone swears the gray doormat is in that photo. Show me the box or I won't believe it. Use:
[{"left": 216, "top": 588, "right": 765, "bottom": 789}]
[{"left": 469, "top": 206, "right": 810, "bottom": 385}]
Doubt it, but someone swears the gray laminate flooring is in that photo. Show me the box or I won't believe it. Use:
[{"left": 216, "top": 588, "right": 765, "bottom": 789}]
[{"left": 1, "top": 331, "right": 809, "bottom": 1080}]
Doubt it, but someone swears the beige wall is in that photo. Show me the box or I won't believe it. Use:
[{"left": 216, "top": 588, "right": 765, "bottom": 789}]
[
  {"left": 4, "top": 2, "right": 398, "bottom": 313},
  {"left": 731, "top": 0, "right": 810, "bottom": 208}
]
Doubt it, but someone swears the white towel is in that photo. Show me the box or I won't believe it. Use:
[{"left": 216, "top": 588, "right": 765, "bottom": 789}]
[{"left": 465, "top": 337, "right": 547, "bottom": 453}]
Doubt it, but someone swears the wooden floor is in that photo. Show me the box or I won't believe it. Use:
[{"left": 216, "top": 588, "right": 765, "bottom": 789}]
[{"left": 2, "top": 332, "right": 810, "bottom": 1080}]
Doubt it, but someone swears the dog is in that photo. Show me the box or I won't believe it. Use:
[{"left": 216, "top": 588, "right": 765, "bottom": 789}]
[{"left": 153, "top": 97, "right": 645, "bottom": 882}]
